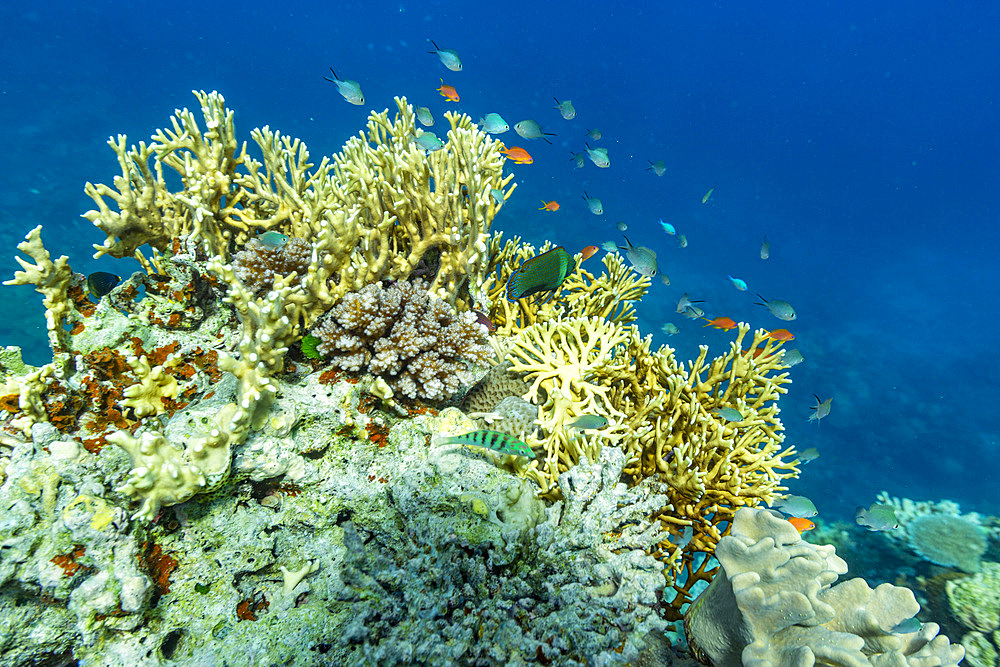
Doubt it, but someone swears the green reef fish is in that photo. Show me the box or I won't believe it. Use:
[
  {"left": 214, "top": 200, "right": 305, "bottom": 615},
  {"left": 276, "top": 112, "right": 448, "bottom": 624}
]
[
  {"left": 585, "top": 143, "right": 610, "bottom": 168},
  {"left": 415, "top": 106, "right": 434, "bottom": 126},
  {"left": 600, "top": 240, "right": 618, "bottom": 252},
  {"left": 87, "top": 271, "right": 120, "bottom": 297},
  {"left": 478, "top": 112, "right": 509, "bottom": 134},
  {"left": 661, "top": 322, "right": 680, "bottom": 336},
  {"left": 658, "top": 219, "right": 676, "bottom": 236},
  {"left": 569, "top": 151, "right": 585, "bottom": 169},
  {"left": 506, "top": 246, "right": 576, "bottom": 304},
  {"left": 440, "top": 430, "right": 535, "bottom": 458},
  {"left": 553, "top": 97, "right": 576, "bottom": 120},
  {"left": 774, "top": 494, "right": 818, "bottom": 518},
  {"left": 889, "top": 618, "right": 921, "bottom": 634},
  {"left": 855, "top": 503, "right": 899, "bottom": 531},
  {"left": 702, "top": 187, "right": 715, "bottom": 204},
  {"left": 795, "top": 446, "right": 820, "bottom": 463},
  {"left": 808, "top": 395, "right": 832, "bottom": 423},
  {"left": 323, "top": 67, "right": 364, "bottom": 105},
  {"left": 760, "top": 236, "right": 771, "bottom": 259},
  {"left": 617, "top": 235, "right": 657, "bottom": 277},
  {"left": 714, "top": 407, "right": 743, "bottom": 422},
  {"left": 567, "top": 415, "right": 609, "bottom": 430},
  {"left": 647, "top": 160, "right": 667, "bottom": 176},
  {"left": 586, "top": 128, "right": 602, "bottom": 140},
  {"left": 755, "top": 294, "right": 797, "bottom": 321},
  {"left": 427, "top": 39, "right": 463, "bottom": 71},
  {"left": 514, "top": 119, "right": 556, "bottom": 144},
  {"left": 257, "top": 231, "right": 289, "bottom": 247},
  {"left": 727, "top": 275, "right": 747, "bottom": 291},
  {"left": 490, "top": 188, "right": 505, "bottom": 206},
  {"left": 582, "top": 191, "right": 603, "bottom": 215},
  {"left": 414, "top": 132, "right": 445, "bottom": 152},
  {"left": 782, "top": 348, "right": 805, "bottom": 367}
]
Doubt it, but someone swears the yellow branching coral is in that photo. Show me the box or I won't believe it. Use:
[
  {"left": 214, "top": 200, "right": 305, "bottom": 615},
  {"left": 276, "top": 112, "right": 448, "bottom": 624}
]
[
  {"left": 121, "top": 356, "right": 179, "bottom": 418},
  {"left": 500, "top": 317, "right": 799, "bottom": 611},
  {"left": 4, "top": 226, "right": 76, "bottom": 350},
  {"left": 481, "top": 233, "right": 650, "bottom": 335}
]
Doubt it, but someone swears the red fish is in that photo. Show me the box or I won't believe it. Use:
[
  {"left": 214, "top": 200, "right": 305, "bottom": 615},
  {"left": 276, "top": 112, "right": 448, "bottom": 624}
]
[
  {"left": 579, "top": 245, "right": 598, "bottom": 262},
  {"left": 437, "top": 79, "right": 459, "bottom": 102},
  {"left": 499, "top": 145, "right": 533, "bottom": 164},
  {"left": 539, "top": 200, "right": 560, "bottom": 211},
  {"left": 702, "top": 317, "right": 737, "bottom": 331},
  {"left": 788, "top": 517, "right": 815, "bottom": 533},
  {"left": 766, "top": 328, "right": 795, "bottom": 341}
]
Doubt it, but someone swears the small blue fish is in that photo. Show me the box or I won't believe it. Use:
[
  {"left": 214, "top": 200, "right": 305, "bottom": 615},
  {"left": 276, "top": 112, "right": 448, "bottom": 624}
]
[
  {"left": 478, "top": 113, "right": 509, "bottom": 134},
  {"left": 414, "top": 132, "right": 445, "bottom": 152},
  {"left": 569, "top": 152, "right": 585, "bottom": 169},
  {"left": 658, "top": 219, "right": 676, "bottom": 235},
  {"left": 567, "top": 415, "right": 609, "bottom": 430},
  {"left": 774, "top": 494, "right": 818, "bottom": 518},
  {"left": 440, "top": 429, "right": 535, "bottom": 458},
  {"left": 582, "top": 191, "right": 603, "bottom": 215},
  {"left": 647, "top": 160, "right": 667, "bottom": 176},
  {"left": 506, "top": 246, "right": 576, "bottom": 303},
  {"left": 490, "top": 188, "right": 505, "bottom": 206},
  {"left": 714, "top": 407, "right": 743, "bottom": 422},
  {"left": 427, "top": 39, "right": 463, "bottom": 71},
  {"left": 727, "top": 275, "right": 747, "bottom": 291},
  {"left": 323, "top": 67, "right": 364, "bottom": 105},
  {"left": 755, "top": 294, "right": 797, "bottom": 321},
  {"left": 584, "top": 143, "right": 610, "bottom": 168},
  {"left": 415, "top": 106, "right": 434, "bottom": 127},
  {"left": 553, "top": 97, "right": 576, "bottom": 120},
  {"left": 808, "top": 395, "right": 832, "bottom": 423},
  {"left": 257, "top": 231, "right": 289, "bottom": 247},
  {"left": 586, "top": 128, "right": 602, "bottom": 140},
  {"left": 514, "top": 120, "right": 556, "bottom": 143}
]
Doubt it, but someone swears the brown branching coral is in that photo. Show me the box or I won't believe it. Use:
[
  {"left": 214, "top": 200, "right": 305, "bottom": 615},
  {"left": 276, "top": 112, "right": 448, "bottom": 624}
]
[
  {"left": 231, "top": 237, "right": 312, "bottom": 297},
  {"left": 311, "top": 279, "right": 490, "bottom": 402}
]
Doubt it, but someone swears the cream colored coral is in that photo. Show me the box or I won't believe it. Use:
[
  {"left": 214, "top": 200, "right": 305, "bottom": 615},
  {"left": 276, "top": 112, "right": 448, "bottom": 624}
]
[
  {"left": 3, "top": 226, "right": 76, "bottom": 350},
  {"left": 684, "top": 507, "right": 965, "bottom": 667},
  {"left": 121, "top": 355, "right": 179, "bottom": 418}
]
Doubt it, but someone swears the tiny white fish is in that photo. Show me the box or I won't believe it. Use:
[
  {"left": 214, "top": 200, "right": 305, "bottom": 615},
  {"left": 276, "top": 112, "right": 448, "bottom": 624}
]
[
  {"left": 616, "top": 221, "right": 627, "bottom": 231},
  {"left": 761, "top": 236, "right": 771, "bottom": 260},
  {"left": 427, "top": 39, "right": 462, "bottom": 71},
  {"left": 324, "top": 67, "right": 365, "bottom": 105}
]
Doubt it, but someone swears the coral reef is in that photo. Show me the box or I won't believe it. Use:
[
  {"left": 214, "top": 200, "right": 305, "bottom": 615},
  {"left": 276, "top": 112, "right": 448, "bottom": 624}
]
[
  {"left": 876, "top": 492, "right": 992, "bottom": 573},
  {"left": 310, "top": 279, "right": 490, "bottom": 401},
  {"left": 0, "top": 88, "right": 844, "bottom": 664},
  {"left": 684, "top": 507, "right": 965, "bottom": 666}
]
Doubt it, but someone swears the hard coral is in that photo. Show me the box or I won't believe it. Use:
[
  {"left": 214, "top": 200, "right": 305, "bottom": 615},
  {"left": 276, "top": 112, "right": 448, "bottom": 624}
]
[
  {"left": 311, "top": 279, "right": 490, "bottom": 402},
  {"left": 231, "top": 237, "right": 312, "bottom": 297}
]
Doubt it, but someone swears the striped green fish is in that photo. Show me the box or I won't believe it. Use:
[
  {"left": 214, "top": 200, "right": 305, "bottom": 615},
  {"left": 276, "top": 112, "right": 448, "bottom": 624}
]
[
  {"left": 440, "top": 430, "right": 535, "bottom": 458},
  {"left": 505, "top": 246, "right": 575, "bottom": 304}
]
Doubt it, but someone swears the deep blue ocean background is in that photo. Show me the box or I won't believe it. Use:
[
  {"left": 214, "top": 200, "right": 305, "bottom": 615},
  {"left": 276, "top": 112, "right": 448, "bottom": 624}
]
[{"left": 1, "top": 1, "right": 997, "bottom": 523}]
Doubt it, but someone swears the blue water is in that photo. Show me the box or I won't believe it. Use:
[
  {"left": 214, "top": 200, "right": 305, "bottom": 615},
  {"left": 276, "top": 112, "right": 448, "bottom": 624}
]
[{"left": 1, "top": 1, "right": 997, "bottom": 521}]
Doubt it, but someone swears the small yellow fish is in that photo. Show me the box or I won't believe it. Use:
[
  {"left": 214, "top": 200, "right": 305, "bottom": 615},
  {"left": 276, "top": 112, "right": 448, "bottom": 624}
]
[{"left": 702, "top": 187, "right": 715, "bottom": 204}]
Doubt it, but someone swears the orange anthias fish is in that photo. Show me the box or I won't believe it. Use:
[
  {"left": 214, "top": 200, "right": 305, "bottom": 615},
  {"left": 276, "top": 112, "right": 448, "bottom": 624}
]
[
  {"left": 539, "top": 200, "right": 560, "bottom": 211},
  {"left": 437, "top": 79, "right": 459, "bottom": 102},
  {"left": 767, "top": 328, "right": 795, "bottom": 341},
  {"left": 579, "top": 245, "right": 598, "bottom": 262},
  {"left": 499, "top": 145, "right": 533, "bottom": 164},
  {"left": 702, "top": 317, "right": 737, "bottom": 331},
  {"left": 788, "top": 517, "right": 816, "bottom": 533}
]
